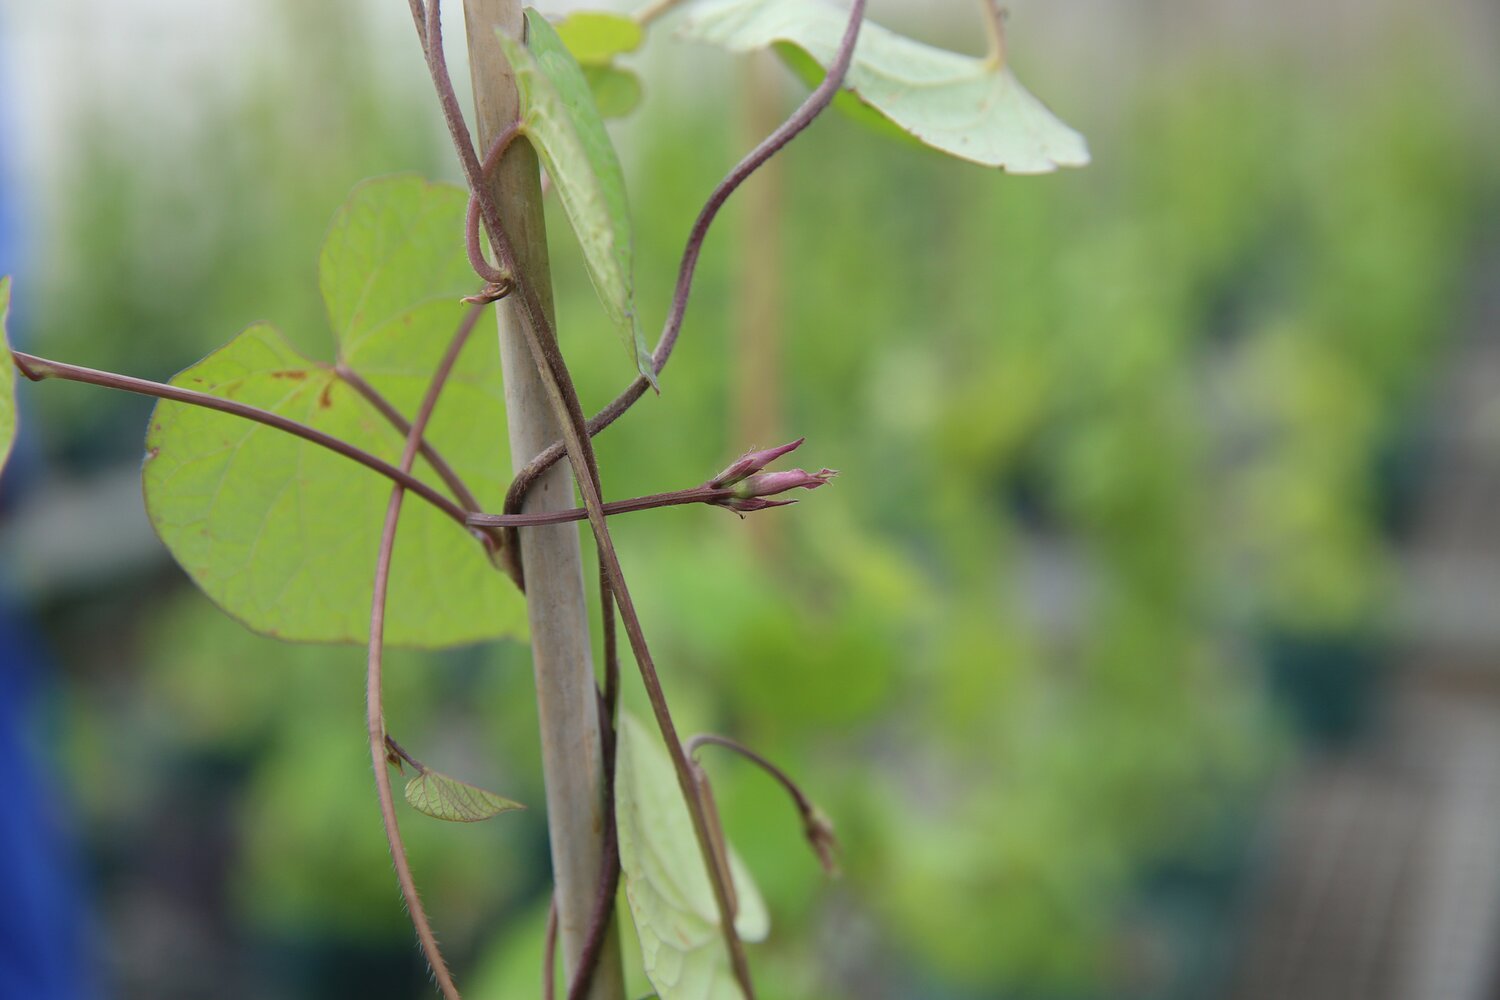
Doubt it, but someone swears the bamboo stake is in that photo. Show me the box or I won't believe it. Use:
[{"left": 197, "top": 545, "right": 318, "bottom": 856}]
[{"left": 459, "top": 3, "right": 625, "bottom": 997}]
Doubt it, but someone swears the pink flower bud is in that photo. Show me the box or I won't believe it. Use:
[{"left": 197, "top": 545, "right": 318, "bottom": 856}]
[
  {"left": 709, "top": 438, "right": 805, "bottom": 488},
  {"left": 735, "top": 467, "right": 837, "bottom": 499}
]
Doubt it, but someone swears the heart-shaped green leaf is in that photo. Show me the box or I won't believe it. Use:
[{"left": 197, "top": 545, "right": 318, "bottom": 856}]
[
  {"left": 405, "top": 768, "right": 524, "bottom": 823},
  {"left": 678, "top": 0, "right": 1089, "bottom": 173},
  {"left": 143, "top": 177, "right": 527, "bottom": 647},
  {"left": 498, "top": 11, "right": 653, "bottom": 382},
  {"left": 0, "top": 277, "right": 15, "bottom": 480},
  {"left": 616, "top": 711, "right": 769, "bottom": 1000}
]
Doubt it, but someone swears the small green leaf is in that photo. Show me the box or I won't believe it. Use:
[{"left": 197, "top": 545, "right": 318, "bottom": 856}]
[
  {"left": 553, "top": 12, "right": 645, "bottom": 118},
  {"left": 678, "top": 0, "right": 1089, "bottom": 173},
  {"left": 405, "top": 768, "right": 524, "bottom": 823},
  {"left": 616, "top": 711, "right": 769, "bottom": 1000},
  {"left": 555, "top": 11, "right": 643, "bottom": 65},
  {"left": 143, "top": 178, "right": 528, "bottom": 647},
  {"left": 0, "top": 278, "right": 15, "bottom": 480},
  {"left": 498, "top": 11, "right": 653, "bottom": 383},
  {"left": 584, "top": 64, "right": 645, "bottom": 119}
]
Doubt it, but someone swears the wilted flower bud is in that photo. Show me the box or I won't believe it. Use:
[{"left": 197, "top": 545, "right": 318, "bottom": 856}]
[
  {"left": 709, "top": 438, "right": 806, "bottom": 489},
  {"left": 803, "top": 806, "right": 841, "bottom": 878}
]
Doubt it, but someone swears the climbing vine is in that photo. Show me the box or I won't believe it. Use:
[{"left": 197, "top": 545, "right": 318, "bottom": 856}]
[{"left": 0, "top": 1, "right": 1087, "bottom": 997}]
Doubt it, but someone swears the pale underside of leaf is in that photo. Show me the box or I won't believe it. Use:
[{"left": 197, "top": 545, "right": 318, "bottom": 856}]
[
  {"left": 142, "top": 177, "right": 527, "bottom": 648},
  {"left": 0, "top": 277, "right": 15, "bottom": 479},
  {"left": 616, "top": 711, "right": 769, "bottom": 1000},
  {"left": 678, "top": 0, "right": 1090, "bottom": 173},
  {"left": 497, "top": 12, "right": 654, "bottom": 382},
  {"left": 404, "top": 768, "right": 524, "bottom": 822}
]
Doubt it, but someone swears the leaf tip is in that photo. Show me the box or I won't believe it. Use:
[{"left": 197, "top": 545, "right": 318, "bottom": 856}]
[{"left": 404, "top": 768, "right": 526, "bottom": 823}]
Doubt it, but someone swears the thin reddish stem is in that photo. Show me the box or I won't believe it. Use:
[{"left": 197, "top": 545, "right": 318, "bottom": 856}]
[
  {"left": 11, "top": 350, "right": 488, "bottom": 547},
  {"left": 414, "top": 1, "right": 865, "bottom": 991},
  {"left": 565, "top": 684, "right": 620, "bottom": 1000},
  {"left": 687, "top": 733, "right": 840, "bottom": 876},
  {"left": 466, "top": 486, "right": 730, "bottom": 527},
  {"left": 416, "top": 0, "right": 753, "bottom": 984},
  {"left": 418, "top": 6, "right": 631, "bottom": 994},
  {"left": 468, "top": 124, "right": 523, "bottom": 284},
  {"left": 366, "top": 301, "right": 487, "bottom": 1000},
  {"left": 503, "top": 0, "right": 869, "bottom": 510},
  {"left": 335, "top": 361, "right": 484, "bottom": 513}
]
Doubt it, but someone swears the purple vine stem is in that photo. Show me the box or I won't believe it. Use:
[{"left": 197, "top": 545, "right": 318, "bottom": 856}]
[
  {"left": 687, "top": 733, "right": 841, "bottom": 877},
  {"left": 410, "top": 5, "right": 633, "bottom": 996},
  {"left": 411, "top": 0, "right": 867, "bottom": 994},
  {"left": 10, "top": 349, "right": 490, "bottom": 547},
  {"left": 469, "top": 485, "right": 728, "bottom": 527},
  {"left": 334, "top": 361, "right": 485, "bottom": 513},
  {"left": 468, "top": 123, "right": 523, "bottom": 285},
  {"left": 8, "top": 348, "right": 739, "bottom": 557},
  {"left": 366, "top": 300, "right": 489, "bottom": 1000},
  {"left": 502, "top": 0, "right": 869, "bottom": 515}
]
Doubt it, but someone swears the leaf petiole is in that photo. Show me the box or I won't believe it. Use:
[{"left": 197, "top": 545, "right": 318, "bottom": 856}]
[{"left": 11, "top": 349, "right": 494, "bottom": 549}]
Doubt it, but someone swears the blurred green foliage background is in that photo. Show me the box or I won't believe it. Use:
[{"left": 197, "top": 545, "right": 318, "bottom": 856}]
[{"left": 8, "top": 0, "right": 1499, "bottom": 997}]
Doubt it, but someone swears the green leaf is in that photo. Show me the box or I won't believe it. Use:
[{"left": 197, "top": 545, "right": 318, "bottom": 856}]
[
  {"left": 498, "top": 11, "right": 654, "bottom": 383},
  {"left": 772, "top": 41, "right": 914, "bottom": 146},
  {"left": 143, "top": 177, "right": 528, "bottom": 647},
  {"left": 405, "top": 768, "right": 524, "bottom": 823},
  {"left": 554, "top": 12, "right": 645, "bottom": 118},
  {"left": 584, "top": 64, "right": 645, "bottom": 119},
  {"left": 616, "top": 711, "right": 769, "bottom": 1000},
  {"left": 678, "top": 0, "right": 1089, "bottom": 173},
  {"left": 555, "top": 11, "right": 643, "bottom": 65},
  {"left": 0, "top": 277, "right": 15, "bottom": 480}
]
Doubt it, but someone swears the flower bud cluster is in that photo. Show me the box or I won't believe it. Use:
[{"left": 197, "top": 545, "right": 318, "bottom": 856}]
[{"left": 708, "top": 438, "right": 837, "bottom": 514}]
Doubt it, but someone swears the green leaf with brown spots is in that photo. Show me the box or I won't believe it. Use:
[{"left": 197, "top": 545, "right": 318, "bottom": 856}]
[{"left": 142, "top": 177, "right": 527, "bottom": 647}]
